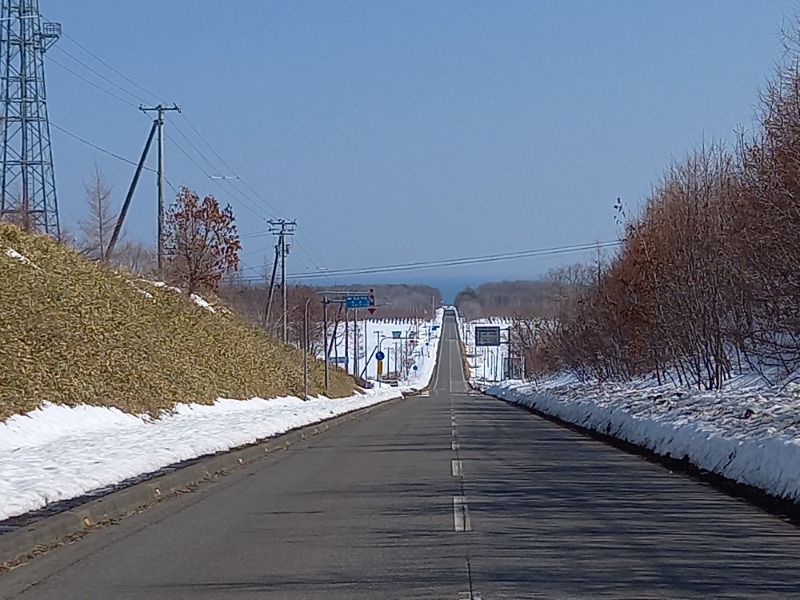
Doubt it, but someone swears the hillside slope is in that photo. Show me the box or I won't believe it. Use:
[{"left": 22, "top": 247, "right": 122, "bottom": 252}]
[{"left": 0, "top": 224, "right": 355, "bottom": 422}]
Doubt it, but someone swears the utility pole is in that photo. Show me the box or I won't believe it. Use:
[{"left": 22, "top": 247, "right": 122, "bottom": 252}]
[
  {"left": 322, "top": 296, "right": 329, "bottom": 391},
  {"left": 344, "top": 307, "right": 350, "bottom": 375},
  {"left": 140, "top": 103, "right": 180, "bottom": 277},
  {"left": 0, "top": 1, "right": 61, "bottom": 236},
  {"left": 353, "top": 308, "right": 359, "bottom": 378},
  {"left": 105, "top": 120, "right": 158, "bottom": 262},
  {"left": 268, "top": 219, "right": 296, "bottom": 343},
  {"left": 264, "top": 241, "right": 280, "bottom": 330}
]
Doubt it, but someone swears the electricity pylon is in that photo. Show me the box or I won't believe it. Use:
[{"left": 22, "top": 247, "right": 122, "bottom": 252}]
[{"left": 0, "top": 0, "right": 61, "bottom": 236}]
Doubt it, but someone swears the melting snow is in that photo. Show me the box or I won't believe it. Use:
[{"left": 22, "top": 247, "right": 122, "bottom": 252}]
[{"left": 3, "top": 247, "right": 41, "bottom": 270}]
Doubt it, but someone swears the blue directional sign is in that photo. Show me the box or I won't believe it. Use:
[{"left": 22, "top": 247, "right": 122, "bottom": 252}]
[
  {"left": 431, "top": 325, "right": 440, "bottom": 331},
  {"left": 413, "top": 365, "right": 418, "bottom": 371},
  {"left": 375, "top": 351, "right": 385, "bottom": 361},
  {"left": 345, "top": 294, "right": 372, "bottom": 308}
]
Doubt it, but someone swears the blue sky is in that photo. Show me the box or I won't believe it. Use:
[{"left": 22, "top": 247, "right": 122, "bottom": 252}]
[{"left": 42, "top": 0, "right": 796, "bottom": 288}]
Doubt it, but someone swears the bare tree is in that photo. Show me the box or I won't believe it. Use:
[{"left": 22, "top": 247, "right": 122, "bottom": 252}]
[
  {"left": 112, "top": 240, "right": 157, "bottom": 275},
  {"left": 78, "top": 164, "right": 118, "bottom": 260}
]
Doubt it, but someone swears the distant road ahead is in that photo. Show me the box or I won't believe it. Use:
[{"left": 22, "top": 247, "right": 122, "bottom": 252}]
[{"left": 3, "top": 313, "right": 800, "bottom": 599}]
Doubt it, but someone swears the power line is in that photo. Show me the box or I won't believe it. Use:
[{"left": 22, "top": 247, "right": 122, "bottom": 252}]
[
  {"left": 47, "top": 55, "right": 135, "bottom": 106},
  {"left": 50, "top": 121, "right": 178, "bottom": 194},
  {"left": 59, "top": 31, "right": 161, "bottom": 103},
  {"left": 44, "top": 26, "right": 338, "bottom": 274},
  {"left": 51, "top": 122, "right": 154, "bottom": 170},
  {"left": 52, "top": 45, "right": 147, "bottom": 104},
  {"left": 238, "top": 240, "right": 622, "bottom": 281}
]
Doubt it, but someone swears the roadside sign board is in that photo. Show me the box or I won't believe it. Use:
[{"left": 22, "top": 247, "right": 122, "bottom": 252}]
[
  {"left": 475, "top": 326, "right": 501, "bottom": 347},
  {"left": 375, "top": 351, "right": 385, "bottom": 361},
  {"left": 392, "top": 331, "right": 402, "bottom": 339},
  {"left": 331, "top": 356, "right": 348, "bottom": 364},
  {"left": 345, "top": 295, "right": 372, "bottom": 309},
  {"left": 377, "top": 360, "right": 384, "bottom": 376},
  {"left": 432, "top": 325, "right": 439, "bottom": 331}
]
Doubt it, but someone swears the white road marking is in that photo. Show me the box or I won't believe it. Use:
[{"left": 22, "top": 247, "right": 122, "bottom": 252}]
[
  {"left": 448, "top": 340, "right": 454, "bottom": 393},
  {"left": 452, "top": 426, "right": 458, "bottom": 438},
  {"left": 452, "top": 459, "right": 463, "bottom": 477},
  {"left": 452, "top": 495, "right": 472, "bottom": 532},
  {"left": 452, "top": 440, "right": 459, "bottom": 451},
  {"left": 457, "top": 594, "right": 481, "bottom": 600}
]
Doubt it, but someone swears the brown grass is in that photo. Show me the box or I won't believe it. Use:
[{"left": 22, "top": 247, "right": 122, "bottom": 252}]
[{"left": 0, "top": 223, "right": 356, "bottom": 422}]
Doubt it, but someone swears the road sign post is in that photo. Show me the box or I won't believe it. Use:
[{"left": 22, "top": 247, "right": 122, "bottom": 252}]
[{"left": 475, "top": 326, "right": 501, "bottom": 347}]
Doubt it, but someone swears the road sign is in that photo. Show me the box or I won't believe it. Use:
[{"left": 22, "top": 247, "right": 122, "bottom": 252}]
[
  {"left": 392, "top": 331, "right": 402, "bottom": 339},
  {"left": 432, "top": 325, "right": 439, "bottom": 331},
  {"left": 345, "top": 295, "right": 372, "bottom": 309},
  {"left": 475, "top": 326, "right": 501, "bottom": 346},
  {"left": 413, "top": 365, "right": 418, "bottom": 371},
  {"left": 331, "top": 356, "right": 348, "bottom": 364},
  {"left": 377, "top": 360, "right": 384, "bottom": 377},
  {"left": 375, "top": 351, "right": 385, "bottom": 361}
]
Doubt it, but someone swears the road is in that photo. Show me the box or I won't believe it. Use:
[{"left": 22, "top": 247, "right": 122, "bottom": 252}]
[{"left": 3, "top": 312, "right": 800, "bottom": 599}]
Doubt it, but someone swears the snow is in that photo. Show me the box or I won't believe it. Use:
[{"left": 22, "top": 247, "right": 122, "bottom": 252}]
[
  {"left": 0, "top": 388, "right": 402, "bottom": 522},
  {"left": 455, "top": 309, "right": 800, "bottom": 501},
  {"left": 328, "top": 308, "right": 444, "bottom": 392},
  {"left": 140, "top": 279, "right": 220, "bottom": 312},
  {"left": 189, "top": 292, "right": 216, "bottom": 313},
  {"left": 3, "top": 247, "right": 41, "bottom": 270},
  {"left": 459, "top": 309, "right": 800, "bottom": 502},
  {"left": 0, "top": 310, "right": 444, "bottom": 522}
]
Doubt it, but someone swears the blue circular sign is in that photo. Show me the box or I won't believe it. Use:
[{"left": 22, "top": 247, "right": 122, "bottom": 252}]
[
  {"left": 375, "top": 351, "right": 385, "bottom": 361},
  {"left": 413, "top": 365, "right": 418, "bottom": 371}
]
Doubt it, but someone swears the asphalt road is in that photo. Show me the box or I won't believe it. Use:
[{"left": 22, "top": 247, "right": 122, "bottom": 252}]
[{"left": 3, "top": 313, "right": 800, "bottom": 599}]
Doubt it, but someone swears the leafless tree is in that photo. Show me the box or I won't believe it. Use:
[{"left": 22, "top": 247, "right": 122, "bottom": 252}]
[{"left": 78, "top": 164, "right": 119, "bottom": 260}]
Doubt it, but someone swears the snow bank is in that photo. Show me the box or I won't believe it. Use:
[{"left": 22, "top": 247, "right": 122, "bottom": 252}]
[
  {"left": 484, "top": 374, "right": 800, "bottom": 502},
  {"left": 397, "top": 308, "right": 444, "bottom": 392},
  {"left": 0, "top": 388, "right": 401, "bottom": 521}
]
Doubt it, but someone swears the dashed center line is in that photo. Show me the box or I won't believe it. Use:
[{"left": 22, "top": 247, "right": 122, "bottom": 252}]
[
  {"left": 452, "top": 459, "right": 463, "bottom": 477},
  {"left": 453, "top": 495, "right": 472, "bottom": 532},
  {"left": 452, "top": 440, "right": 459, "bottom": 451}
]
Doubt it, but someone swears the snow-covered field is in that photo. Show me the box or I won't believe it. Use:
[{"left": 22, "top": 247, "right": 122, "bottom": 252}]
[
  {"left": 459, "top": 311, "right": 800, "bottom": 502},
  {"left": 329, "top": 309, "right": 444, "bottom": 392},
  {"left": 0, "top": 309, "right": 443, "bottom": 523}
]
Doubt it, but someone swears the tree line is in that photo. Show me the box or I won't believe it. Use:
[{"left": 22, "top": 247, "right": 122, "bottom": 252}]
[{"left": 518, "top": 27, "right": 800, "bottom": 389}]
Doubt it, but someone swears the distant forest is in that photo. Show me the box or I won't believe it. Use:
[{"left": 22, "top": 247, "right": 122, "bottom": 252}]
[
  {"left": 454, "top": 280, "right": 556, "bottom": 320},
  {"left": 219, "top": 282, "right": 442, "bottom": 326}
]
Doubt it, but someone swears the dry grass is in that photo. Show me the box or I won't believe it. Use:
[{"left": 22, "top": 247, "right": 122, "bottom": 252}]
[{"left": 0, "top": 223, "right": 356, "bottom": 422}]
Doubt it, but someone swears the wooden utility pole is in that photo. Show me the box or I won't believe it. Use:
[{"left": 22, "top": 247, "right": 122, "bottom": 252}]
[
  {"left": 268, "top": 219, "right": 296, "bottom": 343},
  {"left": 140, "top": 103, "right": 180, "bottom": 277}
]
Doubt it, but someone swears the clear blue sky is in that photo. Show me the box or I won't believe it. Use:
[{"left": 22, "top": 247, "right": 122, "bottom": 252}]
[{"left": 43, "top": 0, "right": 796, "bottom": 289}]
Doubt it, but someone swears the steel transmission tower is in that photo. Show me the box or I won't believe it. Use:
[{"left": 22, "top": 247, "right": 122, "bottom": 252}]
[{"left": 0, "top": 0, "right": 61, "bottom": 236}]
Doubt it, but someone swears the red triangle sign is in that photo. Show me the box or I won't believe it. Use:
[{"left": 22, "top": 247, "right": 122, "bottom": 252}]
[{"left": 368, "top": 307, "right": 376, "bottom": 315}]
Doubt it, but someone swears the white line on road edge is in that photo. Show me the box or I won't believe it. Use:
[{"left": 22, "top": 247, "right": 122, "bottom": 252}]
[
  {"left": 452, "top": 440, "right": 459, "bottom": 451},
  {"left": 453, "top": 496, "right": 472, "bottom": 532},
  {"left": 452, "top": 459, "right": 463, "bottom": 477}
]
